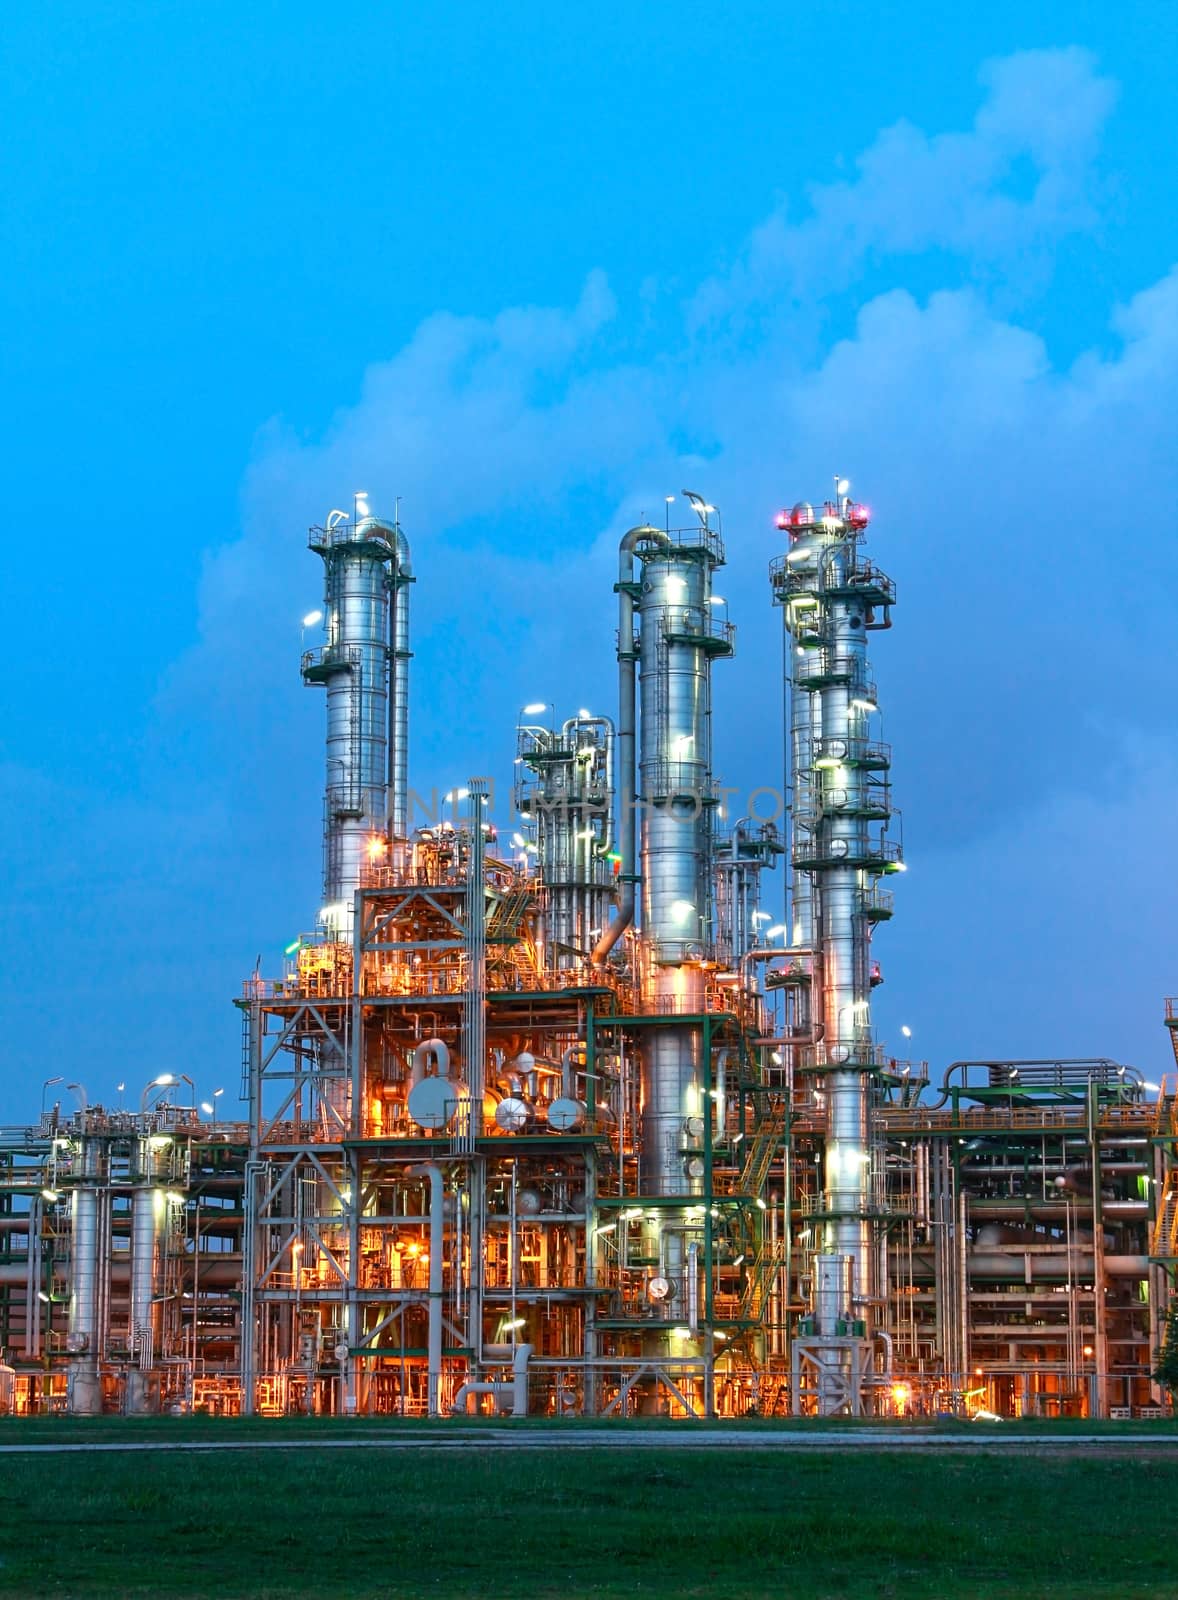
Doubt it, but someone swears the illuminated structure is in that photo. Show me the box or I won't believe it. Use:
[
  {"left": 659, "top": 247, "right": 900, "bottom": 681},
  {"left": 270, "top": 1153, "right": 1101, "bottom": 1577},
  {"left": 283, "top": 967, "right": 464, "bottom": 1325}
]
[
  {"left": 771, "top": 483, "right": 900, "bottom": 1413},
  {"left": 0, "top": 483, "right": 1173, "bottom": 1421}
]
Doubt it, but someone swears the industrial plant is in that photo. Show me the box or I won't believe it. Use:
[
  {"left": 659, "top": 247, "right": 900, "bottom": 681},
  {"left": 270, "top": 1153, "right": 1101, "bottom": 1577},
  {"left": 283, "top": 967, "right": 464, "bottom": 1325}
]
[{"left": 2, "top": 483, "right": 1174, "bottom": 1421}]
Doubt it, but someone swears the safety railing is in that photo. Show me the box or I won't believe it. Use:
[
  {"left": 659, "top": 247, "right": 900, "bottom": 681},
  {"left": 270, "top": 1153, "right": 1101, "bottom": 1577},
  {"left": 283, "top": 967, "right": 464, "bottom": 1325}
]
[
  {"left": 863, "top": 885, "right": 894, "bottom": 919},
  {"left": 660, "top": 522, "right": 725, "bottom": 563},
  {"left": 640, "top": 756, "right": 711, "bottom": 801},
  {"left": 794, "top": 652, "right": 860, "bottom": 685},
  {"left": 811, "top": 736, "right": 890, "bottom": 768},
  {"left": 830, "top": 562, "right": 896, "bottom": 605},
  {"left": 792, "top": 831, "right": 903, "bottom": 871},
  {"left": 659, "top": 609, "right": 736, "bottom": 654},
  {"left": 876, "top": 1104, "right": 1155, "bottom": 1133},
  {"left": 308, "top": 520, "right": 397, "bottom": 553},
  {"left": 300, "top": 643, "right": 360, "bottom": 678}
]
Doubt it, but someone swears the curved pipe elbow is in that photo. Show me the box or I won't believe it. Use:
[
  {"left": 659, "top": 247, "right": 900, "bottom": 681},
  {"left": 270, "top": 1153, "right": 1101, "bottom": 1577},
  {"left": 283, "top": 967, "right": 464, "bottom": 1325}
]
[
  {"left": 395, "top": 527, "right": 412, "bottom": 577},
  {"left": 410, "top": 1039, "right": 450, "bottom": 1088},
  {"left": 592, "top": 894, "right": 632, "bottom": 965}
]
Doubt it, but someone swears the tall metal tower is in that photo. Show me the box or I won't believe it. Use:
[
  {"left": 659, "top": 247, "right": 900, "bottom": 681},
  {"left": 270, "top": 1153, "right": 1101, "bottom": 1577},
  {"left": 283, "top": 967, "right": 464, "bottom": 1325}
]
[
  {"left": 594, "top": 499, "right": 734, "bottom": 1369},
  {"left": 301, "top": 497, "right": 412, "bottom": 936},
  {"left": 771, "top": 480, "right": 902, "bottom": 1414}
]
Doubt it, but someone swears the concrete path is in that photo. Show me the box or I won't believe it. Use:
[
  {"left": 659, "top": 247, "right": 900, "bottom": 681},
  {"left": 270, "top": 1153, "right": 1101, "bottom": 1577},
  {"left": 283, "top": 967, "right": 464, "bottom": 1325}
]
[{"left": 0, "top": 1429, "right": 1175, "bottom": 1454}]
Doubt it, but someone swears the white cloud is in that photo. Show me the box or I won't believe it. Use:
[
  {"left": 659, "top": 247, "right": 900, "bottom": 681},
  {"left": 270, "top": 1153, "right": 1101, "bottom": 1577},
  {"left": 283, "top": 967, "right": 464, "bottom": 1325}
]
[{"left": 688, "top": 46, "right": 1117, "bottom": 329}]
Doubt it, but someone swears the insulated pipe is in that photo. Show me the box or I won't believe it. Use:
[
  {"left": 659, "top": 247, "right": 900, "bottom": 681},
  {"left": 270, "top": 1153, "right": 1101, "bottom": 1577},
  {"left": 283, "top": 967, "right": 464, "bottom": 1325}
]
[
  {"left": 451, "top": 1380, "right": 501, "bottom": 1414},
  {"left": 410, "top": 1162, "right": 444, "bottom": 1417},
  {"left": 410, "top": 1039, "right": 450, "bottom": 1090},
  {"left": 451, "top": 1344, "right": 533, "bottom": 1416},
  {"left": 686, "top": 1241, "right": 700, "bottom": 1336},
  {"left": 511, "top": 1341, "right": 533, "bottom": 1415},
  {"left": 592, "top": 525, "right": 671, "bottom": 963},
  {"left": 126, "top": 1187, "right": 160, "bottom": 1414},
  {"left": 909, "top": 1252, "right": 1149, "bottom": 1281},
  {"left": 713, "top": 1049, "right": 730, "bottom": 1141},
  {"left": 561, "top": 1047, "right": 583, "bottom": 1100},
  {"left": 389, "top": 524, "right": 413, "bottom": 847},
  {"left": 68, "top": 1167, "right": 101, "bottom": 1416}
]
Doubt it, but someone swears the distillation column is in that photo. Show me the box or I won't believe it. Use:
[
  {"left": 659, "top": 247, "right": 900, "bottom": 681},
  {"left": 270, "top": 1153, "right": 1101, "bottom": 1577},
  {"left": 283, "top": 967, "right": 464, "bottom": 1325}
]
[
  {"left": 772, "top": 484, "right": 900, "bottom": 1413},
  {"left": 515, "top": 713, "right": 615, "bottom": 974},
  {"left": 302, "top": 501, "right": 412, "bottom": 935},
  {"left": 639, "top": 520, "right": 728, "bottom": 1206},
  {"left": 596, "top": 505, "right": 733, "bottom": 1332}
]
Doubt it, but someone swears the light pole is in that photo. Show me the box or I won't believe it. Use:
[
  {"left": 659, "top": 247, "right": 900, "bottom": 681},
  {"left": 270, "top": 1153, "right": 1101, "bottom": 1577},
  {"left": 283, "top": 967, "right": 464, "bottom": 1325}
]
[
  {"left": 140, "top": 1073, "right": 175, "bottom": 1120},
  {"left": 199, "top": 1090, "right": 225, "bottom": 1127},
  {"left": 41, "top": 1076, "right": 63, "bottom": 1120}
]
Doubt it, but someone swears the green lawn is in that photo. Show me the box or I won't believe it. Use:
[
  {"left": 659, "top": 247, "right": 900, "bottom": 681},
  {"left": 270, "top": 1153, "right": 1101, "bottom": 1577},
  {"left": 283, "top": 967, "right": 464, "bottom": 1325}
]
[{"left": 0, "top": 1438, "right": 1173, "bottom": 1598}]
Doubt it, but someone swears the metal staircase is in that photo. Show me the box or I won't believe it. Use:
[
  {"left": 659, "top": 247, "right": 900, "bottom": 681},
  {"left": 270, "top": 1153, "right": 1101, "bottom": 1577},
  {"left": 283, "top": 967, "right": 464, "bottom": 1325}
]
[
  {"left": 738, "top": 1097, "right": 787, "bottom": 1197},
  {"left": 739, "top": 1239, "right": 785, "bottom": 1322},
  {"left": 1151, "top": 1171, "right": 1178, "bottom": 1259},
  {"left": 1154, "top": 1075, "right": 1178, "bottom": 1138},
  {"left": 486, "top": 887, "right": 533, "bottom": 944}
]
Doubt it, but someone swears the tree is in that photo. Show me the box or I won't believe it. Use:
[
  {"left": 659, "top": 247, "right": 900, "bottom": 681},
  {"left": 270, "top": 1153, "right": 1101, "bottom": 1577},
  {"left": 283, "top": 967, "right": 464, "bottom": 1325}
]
[{"left": 1153, "top": 1300, "right": 1178, "bottom": 1403}]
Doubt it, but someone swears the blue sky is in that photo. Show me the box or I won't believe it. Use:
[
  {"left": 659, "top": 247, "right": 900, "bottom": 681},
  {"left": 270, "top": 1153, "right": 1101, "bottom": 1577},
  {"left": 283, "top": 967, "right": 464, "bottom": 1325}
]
[{"left": 1, "top": 2, "right": 1175, "bottom": 1121}]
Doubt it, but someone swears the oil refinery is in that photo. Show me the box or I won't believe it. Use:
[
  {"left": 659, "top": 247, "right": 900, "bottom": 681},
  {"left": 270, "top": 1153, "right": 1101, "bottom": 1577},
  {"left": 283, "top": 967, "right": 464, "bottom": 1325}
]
[{"left": 1, "top": 483, "right": 1174, "bottom": 1422}]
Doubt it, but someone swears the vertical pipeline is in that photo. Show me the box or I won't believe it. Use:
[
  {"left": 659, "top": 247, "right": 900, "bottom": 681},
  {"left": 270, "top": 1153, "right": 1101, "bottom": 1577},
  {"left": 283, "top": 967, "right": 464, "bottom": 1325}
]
[
  {"left": 592, "top": 526, "right": 670, "bottom": 963},
  {"left": 388, "top": 523, "right": 413, "bottom": 850}
]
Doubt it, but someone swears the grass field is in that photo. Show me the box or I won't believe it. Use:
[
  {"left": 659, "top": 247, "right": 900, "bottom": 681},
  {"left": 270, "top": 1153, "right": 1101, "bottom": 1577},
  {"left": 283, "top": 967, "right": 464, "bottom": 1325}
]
[{"left": 0, "top": 1427, "right": 1175, "bottom": 1598}]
